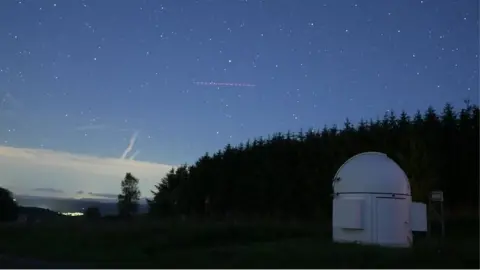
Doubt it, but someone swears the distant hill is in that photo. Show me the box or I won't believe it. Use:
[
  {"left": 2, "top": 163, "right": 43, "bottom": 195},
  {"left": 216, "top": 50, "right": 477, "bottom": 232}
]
[
  {"left": 18, "top": 206, "right": 63, "bottom": 219},
  {"left": 14, "top": 195, "right": 149, "bottom": 216}
]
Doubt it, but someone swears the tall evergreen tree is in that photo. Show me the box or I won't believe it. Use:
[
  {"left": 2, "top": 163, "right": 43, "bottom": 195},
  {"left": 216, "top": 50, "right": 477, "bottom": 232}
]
[{"left": 117, "top": 173, "right": 141, "bottom": 218}]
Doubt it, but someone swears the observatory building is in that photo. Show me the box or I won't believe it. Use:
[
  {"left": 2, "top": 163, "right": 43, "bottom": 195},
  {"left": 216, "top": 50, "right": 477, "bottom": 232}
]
[{"left": 332, "top": 152, "right": 427, "bottom": 248}]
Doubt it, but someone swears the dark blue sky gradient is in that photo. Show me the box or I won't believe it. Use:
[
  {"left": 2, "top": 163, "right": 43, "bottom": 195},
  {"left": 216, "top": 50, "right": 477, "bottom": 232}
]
[{"left": 0, "top": 0, "right": 478, "bottom": 165}]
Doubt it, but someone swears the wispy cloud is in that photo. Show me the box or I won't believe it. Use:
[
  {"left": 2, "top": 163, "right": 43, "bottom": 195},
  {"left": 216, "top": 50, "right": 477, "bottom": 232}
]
[
  {"left": 73, "top": 190, "right": 118, "bottom": 200},
  {"left": 0, "top": 145, "right": 175, "bottom": 198},
  {"left": 121, "top": 131, "right": 139, "bottom": 159},
  {"left": 0, "top": 91, "right": 23, "bottom": 117},
  {"left": 32, "top": 187, "right": 64, "bottom": 193},
  {"left": 87, "top": 192, "right": 118, "bottom": 199},
  {"left": 129, "top": 150, "right": 140, "bottom": 160},
  {"left": 75, "top": 124, "right": 108, "bottom": 131},
  {"left": 0, "top": 92, "right": 8, "bottom": 111}
]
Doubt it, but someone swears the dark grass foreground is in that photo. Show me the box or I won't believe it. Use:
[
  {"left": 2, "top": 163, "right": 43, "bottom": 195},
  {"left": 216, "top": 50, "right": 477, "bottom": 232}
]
[{"left": 0, "top": 218, "right": 478, "bottom": 268}]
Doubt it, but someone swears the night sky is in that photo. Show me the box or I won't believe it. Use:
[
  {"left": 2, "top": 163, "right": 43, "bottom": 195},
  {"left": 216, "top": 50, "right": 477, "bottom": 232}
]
[{"left": 0, "top": 0, "right": 478, "bottom": 198}]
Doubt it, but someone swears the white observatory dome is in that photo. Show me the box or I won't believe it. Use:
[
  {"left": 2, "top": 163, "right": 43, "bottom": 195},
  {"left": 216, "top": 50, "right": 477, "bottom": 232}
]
[{"left": 333, "top": 152, "right": 411, "bottom": 195}]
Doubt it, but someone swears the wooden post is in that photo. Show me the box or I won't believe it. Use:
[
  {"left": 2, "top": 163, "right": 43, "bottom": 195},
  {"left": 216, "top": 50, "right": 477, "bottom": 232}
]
[{"left": 428, "top": 190, "right": 445, "bottom": 239}]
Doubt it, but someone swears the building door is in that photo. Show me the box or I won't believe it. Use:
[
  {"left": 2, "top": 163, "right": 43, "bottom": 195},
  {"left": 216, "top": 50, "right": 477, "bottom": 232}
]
[{"left": 375, "top": 197, "right": 410, "bottom": 247}]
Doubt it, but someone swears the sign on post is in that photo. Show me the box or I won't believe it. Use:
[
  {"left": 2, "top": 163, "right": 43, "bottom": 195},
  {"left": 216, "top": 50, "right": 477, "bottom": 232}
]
[{"left": 430, "top": 191, "right": 443, "bottom": 202}]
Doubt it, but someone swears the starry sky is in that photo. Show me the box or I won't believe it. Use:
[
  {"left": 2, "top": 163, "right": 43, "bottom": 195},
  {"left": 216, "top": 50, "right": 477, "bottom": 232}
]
[{"left": 0, "top": 0, "right": 478, "bottom": 199}]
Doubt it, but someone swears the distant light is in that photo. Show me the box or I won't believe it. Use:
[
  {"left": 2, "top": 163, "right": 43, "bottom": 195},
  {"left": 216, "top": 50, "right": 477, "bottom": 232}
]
[{"left": 61, "top": 212, "right": 84, "bottom": 216}]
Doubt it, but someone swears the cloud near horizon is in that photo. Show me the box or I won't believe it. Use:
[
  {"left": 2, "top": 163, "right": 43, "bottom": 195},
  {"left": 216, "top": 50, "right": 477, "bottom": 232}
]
[
  {"left": 0, "top": 145, "right": 176, "bottom": 198},
  {"left": 87, "top": 192, "right": 118, "bottom": 199},
  {"left": 74, "top": 190, "right": 119, "bottom": 200},
  {"left": 32, "top": 187, "right": 64, "bottom": 194}
]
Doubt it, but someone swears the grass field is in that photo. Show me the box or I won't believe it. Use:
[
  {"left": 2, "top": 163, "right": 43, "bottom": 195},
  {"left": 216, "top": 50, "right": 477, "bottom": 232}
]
[{"left": 0, "top": 217, "right": 478, "bottom": 268}]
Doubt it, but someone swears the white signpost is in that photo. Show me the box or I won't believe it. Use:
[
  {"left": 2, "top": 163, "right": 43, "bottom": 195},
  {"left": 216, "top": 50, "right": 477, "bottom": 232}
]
[{"left": 428, "top": 190, "right": 445, "bottom": 238}]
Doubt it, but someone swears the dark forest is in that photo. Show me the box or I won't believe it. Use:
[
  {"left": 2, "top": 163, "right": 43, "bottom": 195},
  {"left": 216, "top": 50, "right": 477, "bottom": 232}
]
[{"left": 148, "top": 101, "right": 479, "bottom": 221}]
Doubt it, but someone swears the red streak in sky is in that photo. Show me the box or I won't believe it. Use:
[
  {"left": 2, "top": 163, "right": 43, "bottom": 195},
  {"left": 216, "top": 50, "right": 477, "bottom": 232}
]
[{"left": 193, "top": 81, "right": 256, "bottom": 87}]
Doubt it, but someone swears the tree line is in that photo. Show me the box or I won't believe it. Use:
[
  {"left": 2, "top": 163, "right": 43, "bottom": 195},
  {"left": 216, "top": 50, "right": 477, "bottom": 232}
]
[
  {"left": 145, "top": 102, "right": 479, "bottom": 221},
  {"left": 1, "top": 102, "right": 477, "bottom": 223}
]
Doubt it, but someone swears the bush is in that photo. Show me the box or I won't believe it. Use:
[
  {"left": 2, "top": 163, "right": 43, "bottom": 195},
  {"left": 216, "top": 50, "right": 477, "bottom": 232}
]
[{"left": 0, "top": 187, "right": 19, "bottom": 222}]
